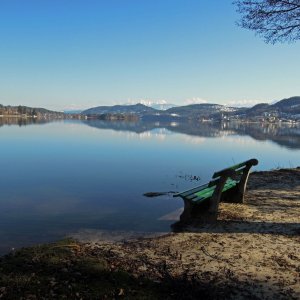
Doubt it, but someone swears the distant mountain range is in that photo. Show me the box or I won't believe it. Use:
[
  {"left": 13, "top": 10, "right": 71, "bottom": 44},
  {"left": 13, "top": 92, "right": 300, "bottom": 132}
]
[
  {"left": 149, "top": 103, "right": 177, "bottom": 110},
  {"left": 64, "top": 110, "right": 83, "bottom": 114},
  {"left": 82, "top": 96, "right": 300, "bottom": 122},
  {"left": 82, "top": 103, "right": 158, "bottom": 115},
  {"left": 246, "top": 97, "right": 300, "bottom": 116},
  {"left": 2, "top": 96, "right": 300, "bottom": 122},
  {"left": 81, "top": 103, "right": 239, "bottom": 117}
]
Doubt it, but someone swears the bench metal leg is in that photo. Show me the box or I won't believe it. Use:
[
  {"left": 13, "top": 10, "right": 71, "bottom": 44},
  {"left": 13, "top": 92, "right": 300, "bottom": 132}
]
[
  {"left": 201, "top": 175, "right": 228, "bottom": 222},
  {"left": 228, "top": 164, "right": 252, "bottom": 203},
  {"left": 176, "top": 175, "right": 228, "bottom": 225},
  {"left": 179, "top": 198, "right": 193, "bottom": 223}
]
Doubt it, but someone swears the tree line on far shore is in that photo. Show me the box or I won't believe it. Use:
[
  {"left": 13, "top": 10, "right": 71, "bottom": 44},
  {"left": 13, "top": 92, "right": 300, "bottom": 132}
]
[
  {"left": 0, "top": 104, "right": 63, "bottom": 118},
  {"left": 0, "top": 105, "right": 37, "bottom": 116}
]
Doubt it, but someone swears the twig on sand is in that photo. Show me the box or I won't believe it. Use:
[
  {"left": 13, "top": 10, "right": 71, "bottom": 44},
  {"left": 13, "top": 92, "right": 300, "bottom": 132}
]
[{"left": 200, "top": 246, "right": 234, "bottom": 267}]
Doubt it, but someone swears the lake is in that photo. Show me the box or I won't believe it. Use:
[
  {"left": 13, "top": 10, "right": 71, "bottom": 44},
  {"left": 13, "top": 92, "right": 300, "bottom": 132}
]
[{"left": 1, "top": 118, "right": 300, "bottom": 254}]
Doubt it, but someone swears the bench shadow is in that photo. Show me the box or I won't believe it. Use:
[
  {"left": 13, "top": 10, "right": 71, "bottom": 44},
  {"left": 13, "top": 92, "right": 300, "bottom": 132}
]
[{"left": 171, "top": 219, "right": 300, "bottom": 235}]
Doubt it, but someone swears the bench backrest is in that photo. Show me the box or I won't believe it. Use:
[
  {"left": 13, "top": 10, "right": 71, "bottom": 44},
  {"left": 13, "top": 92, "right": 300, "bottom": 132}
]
[
  {"left": 213, "top": 158, "right": 258, "bottom": 178},
  {"left": 174, "top": 158, "right": 258, "bottom": 199},
  {"left": 208, "top": 158, "right": 258, "bottom": 187}
]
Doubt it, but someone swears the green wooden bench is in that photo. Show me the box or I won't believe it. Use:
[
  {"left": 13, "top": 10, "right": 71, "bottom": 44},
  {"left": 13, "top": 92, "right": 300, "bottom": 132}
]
[{"left": 173, "top": 158, "right": 258, "bottom": 224}]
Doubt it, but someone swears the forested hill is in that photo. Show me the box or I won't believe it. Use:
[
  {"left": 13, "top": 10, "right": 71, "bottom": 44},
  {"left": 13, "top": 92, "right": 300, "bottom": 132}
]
[
  {"left": 2, "top": 96, "right": 300, "bottom": 121},
  {"left": 82, "top": 96, "right": 300, "bottom": 122},
  {"left": 82, "top": 103, "right": 158, "bottom": 115},
  {"left": 0, "top": 105, "right": 64, "bottom": 118}
]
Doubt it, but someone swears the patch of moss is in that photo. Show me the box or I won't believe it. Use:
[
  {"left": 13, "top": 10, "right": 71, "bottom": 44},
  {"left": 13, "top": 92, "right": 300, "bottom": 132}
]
[{"left": 0, "top": 239, "right": 182, "bottom": 299}]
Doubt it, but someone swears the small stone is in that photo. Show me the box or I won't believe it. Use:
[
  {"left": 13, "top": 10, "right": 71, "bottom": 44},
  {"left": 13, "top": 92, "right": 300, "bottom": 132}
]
[{"left": 118, "top": 288, "right": 125, "bottom": 296}]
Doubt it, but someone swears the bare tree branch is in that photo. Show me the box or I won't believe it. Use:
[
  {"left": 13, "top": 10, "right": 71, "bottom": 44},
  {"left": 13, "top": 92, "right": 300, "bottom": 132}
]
[{"left": 234, "top": 0, "right": 300, "bottom": 43}]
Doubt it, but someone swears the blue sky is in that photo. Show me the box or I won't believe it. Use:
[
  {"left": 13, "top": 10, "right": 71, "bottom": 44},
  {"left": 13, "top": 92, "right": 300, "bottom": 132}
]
[{"left": 0, "top": 0, "right": 299, "bottom": 111}]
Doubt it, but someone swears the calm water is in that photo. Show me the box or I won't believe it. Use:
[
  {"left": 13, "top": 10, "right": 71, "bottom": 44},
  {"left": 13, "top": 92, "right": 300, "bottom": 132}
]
[{"left": 1, "top": 119, "right": 300, "bottom": 254}]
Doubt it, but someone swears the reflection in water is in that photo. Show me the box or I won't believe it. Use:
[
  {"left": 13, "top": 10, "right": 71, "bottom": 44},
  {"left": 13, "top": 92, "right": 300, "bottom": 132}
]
[
  {"left": 0, "top": 117, "right": 51, "bottom": 127},
  {"left": 226, "top": 122, "right": 300, "bottom": 149},
  {"left": 82, "top": 120, "right": 300, "bottom": 150},
  {"left": 0, "top": 118, "right": 299, "bottom": 254},
  {"left": 3, "top": 117, "right": 300, "bottom": 150}
]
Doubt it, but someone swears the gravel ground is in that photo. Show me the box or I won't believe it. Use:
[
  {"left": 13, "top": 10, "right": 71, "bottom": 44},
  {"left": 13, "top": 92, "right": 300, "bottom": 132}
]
[
  {"left": 1, "top": 168, "right": 299, "bottom": 299},
  {"left": 74, "top": 168, "right": 300, "bottom": 299}
]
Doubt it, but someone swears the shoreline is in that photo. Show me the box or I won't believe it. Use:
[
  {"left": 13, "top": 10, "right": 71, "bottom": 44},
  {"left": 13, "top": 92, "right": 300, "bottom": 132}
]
[
  {"left": 1, "top": 114, "right": 300, "bottom": 124},
  {"left": 1, "top": 167, "right": 300, "bottom": 299}
]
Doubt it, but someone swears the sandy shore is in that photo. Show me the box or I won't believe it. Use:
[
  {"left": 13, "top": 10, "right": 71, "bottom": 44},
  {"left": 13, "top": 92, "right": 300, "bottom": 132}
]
[{"left": 72, "top": 168, "right": 300, "bottom": 299}]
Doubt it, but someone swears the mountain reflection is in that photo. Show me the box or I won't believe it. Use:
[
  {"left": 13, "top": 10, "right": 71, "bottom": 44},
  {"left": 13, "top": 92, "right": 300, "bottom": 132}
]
[
  {"left": 1, "top": 118, "right": 299, "bottom": 150},
  {"left": 83, "top": 120, "right": 300, "bottom": 150},
  {"left": 0, "top": 117, "right": 51, "bottom": 127}
]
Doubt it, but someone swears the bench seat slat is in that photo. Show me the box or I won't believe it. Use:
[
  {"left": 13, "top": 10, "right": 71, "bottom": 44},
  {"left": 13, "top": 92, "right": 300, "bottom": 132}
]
[
  {"left": 192, "top": 190, "right": 214, "bottom": 203},
  {"left": 191, "top": 179, "right": 238, "bottom": 203},
  {"left": 209, "top": 177, "right": 238, "bottom": 188},
  {"left": 180, "top": 179, "right": 238, "bottom": 204},
  {"left": 194, "top": 186, "right": 215, "bottom": 198},
  {"left": 173, "top": 183, "right": 209, "bottom": 198},
  {"left": 222, "top": 180, "right": 238, "bottom": 192},
  {"left": 186, "top": 186, "right": 215, "bottom": 200},
  {"left": 191, "top": 195, "right": 211, "bottom": 204},
  {"left": 175, "top": 177, "right": 239, "bottom": 202}
]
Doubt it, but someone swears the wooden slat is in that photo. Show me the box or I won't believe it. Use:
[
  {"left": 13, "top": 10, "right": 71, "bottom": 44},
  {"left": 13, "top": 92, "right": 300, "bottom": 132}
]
[
  {"left": 186, "top": 186, "right": 215, "bottom": 200},
  {"left": 173, "top": 183, "right": 209, "bottom": 198},
  {"left": 211, "top": 167, "right": 246, "bottom": 182},
  {"left": 177, "top": 178, "right": 238, "bottom": 201},
  {"left": 226, "top": 178, "right": 238, "bottom": 185},
  {"left": 186, "top": 179, "right": 237, "bottom": 203},
  {"left": 222, "top": 181, "right": 238, "bottom": 192},
  {"left": 213, "top": 163, "right": 247, "bottom": 179},
  {"left": 212, "top": 158, "right": 258, "bottom": 179},
  {"left": 194, "top": 186, "right": 215, "bottom": 198},
  {"left": 185, "top": 194, "right": 197, "bottom": 200},
  {"left": 191, "top": 195, "right": 211, "bottom": 204},
  {"left": 192, "top": 190, "right": 214, "bottom": 202},
  {"left": 209, "top": 177, "right": 238, "bottom": 187}
]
